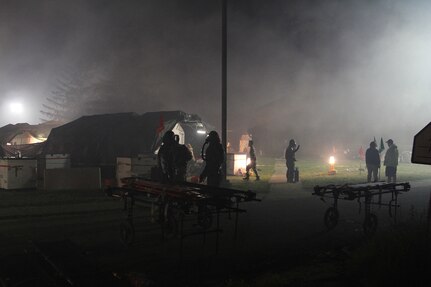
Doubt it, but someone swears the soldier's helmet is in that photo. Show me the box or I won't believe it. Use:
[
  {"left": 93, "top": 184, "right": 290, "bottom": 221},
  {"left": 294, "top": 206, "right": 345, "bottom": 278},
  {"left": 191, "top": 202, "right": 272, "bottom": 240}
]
[
  {"left": 289, "top": 139, "right": 296, "bottom": 146},
  {"left": 207, "top": 131, "right": 221, "bottom": 143},
  {"left": 162, "top": 131, "right": 175, "bottom": 144},
  {"left": 370, "top": 141, "right": 377, "bottom": 148}
]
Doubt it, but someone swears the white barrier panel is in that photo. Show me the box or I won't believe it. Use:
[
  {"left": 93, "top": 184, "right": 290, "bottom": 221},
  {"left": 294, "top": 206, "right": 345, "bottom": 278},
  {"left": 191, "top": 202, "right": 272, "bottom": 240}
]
[
  {"left": 131, "top": 155, "right": 157, "bottom": 178},
  {"left": 0, "top": 159, "right": 37, "bottom": 189},
  {"left": 45, "top": 154, "right": 71, "bottom": 169}
]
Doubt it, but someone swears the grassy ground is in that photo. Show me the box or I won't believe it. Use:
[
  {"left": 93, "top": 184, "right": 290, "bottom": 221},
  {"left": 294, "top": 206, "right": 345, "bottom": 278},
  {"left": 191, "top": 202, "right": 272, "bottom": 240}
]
[
  {"left": 0, "top": 189, "right": 118, "bottom": 218},
  {"left": 225, "top": 157, "right": 431, "bottom": 192},
  {"left": 221, "top": 213, "right": 431, "bottom": 287},
  {"left": 227, "top": 157, "right": 275, "bottom": 192},
  {"left": 298, "top": 158, "right": 431, "bottom": 188},
  {"left": 0, "top": 158, "right": 430, "bottom": 286},
  {"left": 219, "top": 157, "right": 431, "bottom": 287}
]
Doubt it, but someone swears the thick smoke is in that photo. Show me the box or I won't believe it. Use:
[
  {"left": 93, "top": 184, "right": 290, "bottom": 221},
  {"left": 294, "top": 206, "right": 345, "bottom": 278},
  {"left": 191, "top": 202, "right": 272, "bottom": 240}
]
[
  {"left": 229, "top": 0, "right": 431, "bottom": 155},
  {"left": 0, "top": 0, "right": 430, "bottom": 156}
]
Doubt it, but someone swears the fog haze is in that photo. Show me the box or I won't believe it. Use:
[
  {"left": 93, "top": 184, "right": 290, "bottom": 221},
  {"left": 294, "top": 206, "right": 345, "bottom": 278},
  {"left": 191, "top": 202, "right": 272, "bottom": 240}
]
[{"left": 1, "top": 0, "right": 430, "bottom": 155}]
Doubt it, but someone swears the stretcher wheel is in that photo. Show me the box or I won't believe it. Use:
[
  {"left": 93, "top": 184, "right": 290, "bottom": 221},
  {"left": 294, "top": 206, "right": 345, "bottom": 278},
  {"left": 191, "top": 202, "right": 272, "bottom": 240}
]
[
  {"left": 363, "top": 214, "right": 378, "bottom": 236},
  {"left": 197, "top": 206, "right": 213, "bottom": 230},
  {"left": 324, "top": 207, "right": 339, "bottom": 230},
  {"left": 120, "top": 220, "right": 135, "bottom": 246}
]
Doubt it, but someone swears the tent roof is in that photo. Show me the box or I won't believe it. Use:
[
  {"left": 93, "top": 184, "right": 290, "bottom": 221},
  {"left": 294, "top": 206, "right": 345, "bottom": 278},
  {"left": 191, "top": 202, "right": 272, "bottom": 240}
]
[
  {"left": 0, "top": 121, "right": 62, "bottom": 145},
  {"left": 42, "top": 111, "right": 208, "bottom": 167}
]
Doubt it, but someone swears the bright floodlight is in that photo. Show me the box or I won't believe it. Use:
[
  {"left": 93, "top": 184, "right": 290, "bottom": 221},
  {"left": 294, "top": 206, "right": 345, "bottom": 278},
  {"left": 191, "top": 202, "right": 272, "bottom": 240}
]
[
  {"left": 9, "top": 102, "right": 23, "bottom": 114},
  {"left": 197, "top": 130, "right": 207, "bottom": 134}
]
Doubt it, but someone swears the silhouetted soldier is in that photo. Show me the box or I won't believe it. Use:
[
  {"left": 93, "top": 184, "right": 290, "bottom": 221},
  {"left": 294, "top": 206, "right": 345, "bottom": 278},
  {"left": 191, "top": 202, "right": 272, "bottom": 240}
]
[
  {"left": 365, "top": 141, "right": 380, "bottom": 182},
  {"left": 199, "top": 131, "right": 225, "bottom": 187},
  {"left": 384, "top": 139, "right": 399, "bottom": 183},
  {"left": 157, "top": 131, "right": 175, "bottom": 183},
  {"left": 285, "top": 139, "right": 300, "bottom": 183},
  {"left": 173, "top": 135, "right": 193, "bottom": 182},
  {"left": 243, "top": 140, "right": 260, "bottom": 181}
]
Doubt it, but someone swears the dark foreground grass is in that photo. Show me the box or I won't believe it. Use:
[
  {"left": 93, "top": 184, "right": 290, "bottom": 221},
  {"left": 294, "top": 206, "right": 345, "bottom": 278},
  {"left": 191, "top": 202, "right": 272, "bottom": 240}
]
[
  {"left": 346, "top": 212, "right": 431, "bottom": 287},
  {"left": 0, "top": 159, "right": 429, "bottom": 286},
  {"left": 217, "top": 158, "right": 431, "bottom": 287},
  {"left": 0, "top": 189, "right": 118, "bottom": 218},
  {"left": 219, "top": 210, "right": 431, "bottom": 287}
]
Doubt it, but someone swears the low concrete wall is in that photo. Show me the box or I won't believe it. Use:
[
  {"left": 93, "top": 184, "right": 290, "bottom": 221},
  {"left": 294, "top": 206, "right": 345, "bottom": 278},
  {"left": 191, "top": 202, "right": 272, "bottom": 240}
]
[{"left": 44, "top": 168, "right": 101, "bottom": 190}]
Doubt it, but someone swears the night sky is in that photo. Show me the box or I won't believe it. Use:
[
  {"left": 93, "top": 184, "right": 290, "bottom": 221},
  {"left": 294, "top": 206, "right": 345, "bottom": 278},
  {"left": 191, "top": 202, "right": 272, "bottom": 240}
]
[{"left": 1, "top": 0, "right": 430, "bottom": 153}]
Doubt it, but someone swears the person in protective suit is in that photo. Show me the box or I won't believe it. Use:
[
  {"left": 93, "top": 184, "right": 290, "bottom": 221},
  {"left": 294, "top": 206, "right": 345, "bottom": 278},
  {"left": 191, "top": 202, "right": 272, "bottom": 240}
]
[
  {"left": 285, "top": 139, "right": 300, "bottom": 183},
  {"left": 173, "top": 135, "right": 193, "bottom": 182},
  {"left": 384, "top": 139, "right": 399, "bottom": 183},
  {"left": 365, "top": 141, "right": 380, "bottom": 182},
  {"left": 243, "top": 140, "right": 260, "bottom": 181},
  {"left": 157, "top": 131, "right": 175, "bottom": 183},
  {"left": 199, "top": 131, "right": 225, "bottom": 187}
]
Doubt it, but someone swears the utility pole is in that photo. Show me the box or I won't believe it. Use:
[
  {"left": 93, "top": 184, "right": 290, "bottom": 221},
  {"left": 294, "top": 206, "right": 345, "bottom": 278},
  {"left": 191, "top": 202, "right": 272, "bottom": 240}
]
[{"left": 221, "top": 0, "right": 227, "bottom": 182}]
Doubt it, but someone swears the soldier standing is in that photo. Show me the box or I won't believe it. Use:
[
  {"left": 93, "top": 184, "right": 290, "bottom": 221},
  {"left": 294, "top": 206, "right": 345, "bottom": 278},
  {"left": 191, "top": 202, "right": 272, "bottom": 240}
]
[
  {"left": 157, "top": 131, "right": 175, "bottom": 183},
  {"left": 285, "top": 139, "right": 300, "bottom": 183},
  {"left": 365, "top": 141, "right": 381, "bottom": 182},
  {"left": 173, "top": 135, "right": 193, "bottom": 182},
  {"left": 384, "top": 139, "right": 399, "bottom": 183},
  {"left": 199, "top": 131, "right": 225, "bottom": 187},
  {"left": 243, "top": 140, "right": 260, "bottom": 181}
]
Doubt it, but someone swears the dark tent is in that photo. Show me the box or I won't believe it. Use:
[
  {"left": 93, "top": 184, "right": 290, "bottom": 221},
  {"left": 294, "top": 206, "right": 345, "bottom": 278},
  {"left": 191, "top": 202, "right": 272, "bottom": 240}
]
[{"left": 42, "top": 111, "right": 211, "bottom": 177}]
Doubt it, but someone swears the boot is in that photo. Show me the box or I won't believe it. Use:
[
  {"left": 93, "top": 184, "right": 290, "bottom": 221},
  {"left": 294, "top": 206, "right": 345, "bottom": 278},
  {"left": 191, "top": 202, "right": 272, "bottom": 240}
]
[
  {"left": 255, "top": 176, "right": 260, "bottom": 181},
  {"left": 243, "top": 174, "right": 250, "bottom": 180}
]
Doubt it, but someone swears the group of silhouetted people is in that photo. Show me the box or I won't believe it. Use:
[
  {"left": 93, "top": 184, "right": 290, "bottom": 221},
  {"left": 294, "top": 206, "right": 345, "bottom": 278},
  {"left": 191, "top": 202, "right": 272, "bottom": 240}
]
[
  {"left": 158, "top": 130, "right": 225, "bottom": 187},
  {"left": 366, "top": 138, "right": 399, "bottom": 183},
  {"left": 158, "top": 130, "right": 304, "bottom": 186},
  {"left": 158, "top": 130, "right": 263, "bottom": 187},
  {"left": 157, "top": 131, "right": 193, "bottom": 183},
  {"left": 158, "top": 130, "right": 400, "bottom": 186}
]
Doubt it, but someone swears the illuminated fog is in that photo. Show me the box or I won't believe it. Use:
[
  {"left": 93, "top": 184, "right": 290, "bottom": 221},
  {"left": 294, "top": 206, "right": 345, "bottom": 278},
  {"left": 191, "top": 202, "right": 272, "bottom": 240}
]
[{"left": 1, "top": 0, "right": 430, "bottom": 155}]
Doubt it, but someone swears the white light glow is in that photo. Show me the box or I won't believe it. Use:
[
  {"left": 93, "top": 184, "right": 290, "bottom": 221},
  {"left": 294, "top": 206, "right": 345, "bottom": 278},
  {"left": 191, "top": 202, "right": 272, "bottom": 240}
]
[
  {"left": 197, "top": 130, "right": 207, "bottom": 134},
  {"left": 9, "top": 102, "right": 23, "bottom": 114},
  {"left": 329, "top": 156, "right": 336, "bottom": 165},
  {"left": 234, "top": 154, "right": 247, "bottom": 176}
]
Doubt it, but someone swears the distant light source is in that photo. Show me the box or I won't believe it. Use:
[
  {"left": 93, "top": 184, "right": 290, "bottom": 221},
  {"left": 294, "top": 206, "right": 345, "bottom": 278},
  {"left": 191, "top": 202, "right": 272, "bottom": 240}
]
[
  {"left": 9, "top": 102, "right": 23, "bottom": 114},
  {"left": 228, "top": 153, "right": 247, "bottom": 176},
  {"left": 328, "top": 156, "right": 337, "bottom": 175},
  {"left": 329, "top": 156, "right": 335, "bottom": 165},
  {"left": 197, "top": 130, "right": 207, "bottom": 135}
]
